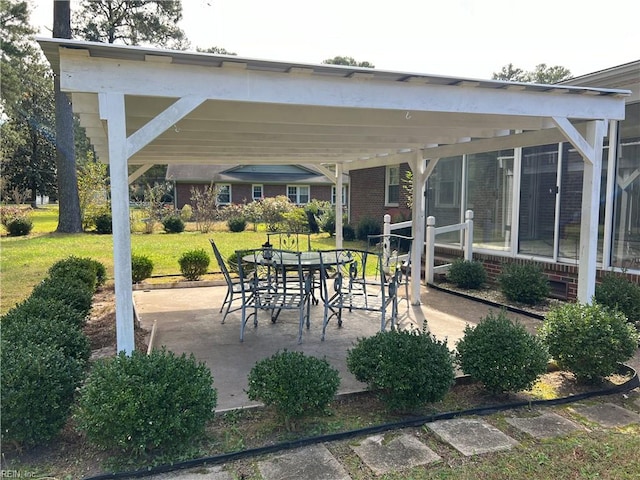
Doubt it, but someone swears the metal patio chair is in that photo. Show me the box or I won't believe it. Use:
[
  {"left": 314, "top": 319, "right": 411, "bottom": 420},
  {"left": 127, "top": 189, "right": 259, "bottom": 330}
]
[{"left": 367, "top": 233, "right": 413, "bottom": 306}]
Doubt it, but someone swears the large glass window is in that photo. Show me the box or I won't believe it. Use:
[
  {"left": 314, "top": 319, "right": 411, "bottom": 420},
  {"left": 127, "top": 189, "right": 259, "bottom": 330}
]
[
  {"left": 287, "top": 185, "right": 309, "bottom": 204},
  {"left": 612, "top": 102, "right": 640, "bottom": 271},
  {"left": 427, "top": 156, "right": 463, "bottom": 244},
  {"left": 466, "top": 151, "right": 514, "bottom": 251},
  {"left": 518, "top": 144, "right": 559, "bottom": 257},
  {"left": 385, "top": 165, "right": 399, "bottom": 205}
]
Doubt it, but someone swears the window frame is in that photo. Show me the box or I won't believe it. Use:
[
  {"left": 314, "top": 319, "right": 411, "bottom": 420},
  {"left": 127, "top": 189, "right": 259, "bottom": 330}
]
[
  {"left": 331, "top": 185, "right": 347, "bottom": 205},
  {"left": 216, "top": 183, "right": 231, "bottom": 205},
  {"left": 385, "top": 165, "right": 400, "bottom": 206},
  {"left": 287, "top": 185, "right": 310, "bottom": 205},
  {"left": 252, "top": 184, "right": 263, "bottom": 201}
]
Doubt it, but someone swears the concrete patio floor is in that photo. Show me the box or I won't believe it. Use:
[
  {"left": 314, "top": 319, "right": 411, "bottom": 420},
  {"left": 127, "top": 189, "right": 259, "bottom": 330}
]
[{"left": 133, "top": 284, "right": 541, "bottom": 411}]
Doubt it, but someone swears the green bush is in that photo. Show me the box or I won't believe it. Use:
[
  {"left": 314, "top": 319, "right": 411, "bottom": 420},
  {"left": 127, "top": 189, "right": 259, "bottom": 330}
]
[
  {"left": 31, "top": 276, "right": 94, "bottom": 319},
  {"left": 227, "top": 249, "right": 252, "bottom": 277},
  {"left": 343, "top": 224, "right": 356, "bottom": 241},
  {"left": 227, "top": 216, "right": 247, "bottom": 233},
  {"left": 94, "top": 212, "right": 112, "bottom": 234},
  {"left": 6, "top": 216, "right": 33, "bottom": 236},
  {"left": 455, "top": 310, "right": 549, "bottom": 394},
  {"left": 180, "top": 204, "right": 193, "bottom": 221},
  {"left": 247, "top": 350, "right": 340, "bottom": 430},
  {"left": 540, "top": 302, "right": 639, "bottom": 383},
  {"left": 1, "top": 339, "right": 85, "bottom": 446},
  {"left": 179, "top": 248, "right": 210, "bottom": 281},
  {"left": 447, "top": 258, "right": 487, "bottom": 289},
  {"left": 131, "top": 254, "right": 154, "bottom": 283},
  {"left": 356, "top": 216, "right": 382, "bottom": 241},
  {"left": 498, "top": 262, "right": 550, "bottom": 305},
  {"left": 1, "top": 296, "right": 85, "bottom": 328},
  {"left": 595, "top": 274, "right": 640, "bottom": 328},
  {"left": 162, "top": 214, "right": 185, "bottom": 233},
  {"left": 75, "top": 349, "right": 217, "bottom": 459},
  {"left": 347, "top": 328, "right": 455, "bottom": 412},
  {"left": 2, "top": 299, "right": 91, "bottom": 363},
  {"left": 48, "top": 256, "right": 107, "bottom": 291}
]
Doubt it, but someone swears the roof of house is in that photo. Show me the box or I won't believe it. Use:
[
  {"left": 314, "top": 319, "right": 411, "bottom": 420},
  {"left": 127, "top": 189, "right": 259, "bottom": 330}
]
[{"left": 166, "top": 164, "right": 349, "bottom": 185}]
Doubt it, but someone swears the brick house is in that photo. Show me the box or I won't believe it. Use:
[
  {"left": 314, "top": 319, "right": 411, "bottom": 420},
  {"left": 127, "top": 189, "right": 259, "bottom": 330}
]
[
  {"left": 348, "top": 60, "right": 640, "bottom": 300},
  {"left": 166, "top": 164, "right": 349, "bottom": 209}
]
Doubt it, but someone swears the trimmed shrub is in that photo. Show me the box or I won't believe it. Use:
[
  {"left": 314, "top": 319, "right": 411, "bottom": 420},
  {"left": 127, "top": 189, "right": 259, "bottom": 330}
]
[
  {"left": 180, "top": 204, "right": 193, "bottom": 221},
  {"left": 540, "top": 302, "right": 639, "bottom": 383},
  {"left": 31, "top": 276, "right": 94, "bottom": 319},
  {"left": 455, "top": 310, "right": 549, "bottom": 394},
  {"left": 343, "top": 224, "right": 356, "bottom": 241},
  {"left": 498, "top": 262, "right": 550, "bottom": 305},
  {"left": 247, "top": 350, "right": 340, "bottom": 430},
  {"left": 356, "top": 216, "right": 382, "bottom": 241},
  {"left": 347, "top": 328, "right": 455, "bottom": 412},
  {"left": 75, "top": 349, "right": 216, "bottom": 458},
  {"left": 6, "top": 216, "right": 33, "bottom": 236},
  {"left": 49, "top": 256, "right": 107, "bottom": 291},
  {"left": 162, "top": 214, "right": 185, "bottom": 233},
  {"left": 131, "top": 254, "right": 154, "bottom": 283},
  {"left": 227, "top": 249, "right": 252, "bottom": 277},
  {"left": 2, "top": 299, "right": 91, "bottom": 362},
  {"left": 595, "top": 273, "right": 640, "bottom": 328},
  {"left": 1, "top": 339, "right": 84, "bottom": 446},
  {"left": 227, "top": 216, "right": 247, "bottom": 233},
  {"left": 94, "top": 212, "right": 113, "bottom": 234},
  {"left": 1, "top": 296, "right": 85, "bottom": 329},
  {"left": 179, "top": 248, "right": 210, "bottom": 281},
  {"left": 447, "top": 259, "right": 487, "bottom": 289}
]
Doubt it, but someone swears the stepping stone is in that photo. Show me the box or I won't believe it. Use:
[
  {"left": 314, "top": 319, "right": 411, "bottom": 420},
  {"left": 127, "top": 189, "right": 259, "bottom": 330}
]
[
  {"left": 573, "top": 402, "right": 640, "bottom": 428},
  {"left": 428, "top": 418, "right": 518, "bottom": 456},
  {"left": 258, "top": 444, "right": 351, "bottom": 480},
  {"left": 146, "top": 465, "right": 232, "bottom": 480},
  {"left": 506, "top": 412, "right": 582, "bottom": 439},
  {"left": 351, "top": 433, "right": 441, "bottom": 475}
]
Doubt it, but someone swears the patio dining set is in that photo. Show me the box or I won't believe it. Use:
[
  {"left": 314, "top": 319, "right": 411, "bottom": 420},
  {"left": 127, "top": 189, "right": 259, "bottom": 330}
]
[{"left": 209, "top": 232, "right": 413, "bottom": 343}]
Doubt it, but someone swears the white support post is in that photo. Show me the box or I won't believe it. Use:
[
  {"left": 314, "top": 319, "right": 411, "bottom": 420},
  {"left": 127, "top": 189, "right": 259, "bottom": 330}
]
[
  {"left": 410, "top": 154, "right": 426, "bottom": 304},
  {"left": 335, "top": 163, "right": 343, "bottom": 249},
  {"left": 464, "top": 210, "right": 474, "bottom": 261},
  {"left": 602, "top": 120, "right": 618, "bottom": 269},
  {"left": 577, "top": 120, "right": 606, "bottom": 303},
  {"left": 425, "top": 216, "right": 436, "bottom": 284},
  {"left": 100, "top": 93, "right": 135, "bottom": 354},
  {"left": 383, "top": 214, "right": 391, "bottom": 265}
]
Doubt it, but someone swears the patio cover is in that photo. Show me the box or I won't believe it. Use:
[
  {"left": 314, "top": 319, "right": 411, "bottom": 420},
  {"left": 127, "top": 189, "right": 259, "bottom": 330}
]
[{"left": 38, "top": 38, "right": 629, "bottom": 353}]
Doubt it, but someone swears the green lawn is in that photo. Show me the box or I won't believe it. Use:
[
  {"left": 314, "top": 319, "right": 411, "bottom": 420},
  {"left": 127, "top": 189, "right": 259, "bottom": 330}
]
[{"left": 0, "top": 206, "right": 353, "bottom": 314}]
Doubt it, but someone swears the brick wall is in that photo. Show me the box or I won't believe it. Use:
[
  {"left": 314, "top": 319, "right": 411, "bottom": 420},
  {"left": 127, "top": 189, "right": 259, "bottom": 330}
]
[
  {"left": 350, "top": 163, "right": 411, "bottom": 226},
  {"left": 431, "top": 246, "right": 639, "bottom": 302}
]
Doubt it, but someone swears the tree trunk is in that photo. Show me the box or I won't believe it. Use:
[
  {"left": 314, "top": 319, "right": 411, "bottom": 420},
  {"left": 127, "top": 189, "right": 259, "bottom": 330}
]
[{"left": 54, "top": 0, "right": 82, "bottom": 232}]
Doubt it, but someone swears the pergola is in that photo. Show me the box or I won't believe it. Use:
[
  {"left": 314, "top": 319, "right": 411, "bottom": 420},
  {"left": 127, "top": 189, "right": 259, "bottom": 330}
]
[{"left": 38, "top": 38, "right": 629, "bottom": 354}]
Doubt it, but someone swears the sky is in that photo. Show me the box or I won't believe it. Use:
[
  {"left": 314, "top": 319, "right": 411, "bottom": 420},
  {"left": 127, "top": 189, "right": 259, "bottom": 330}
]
[{"left": 29, "top": 0, "right": 640, "bottom": 80}]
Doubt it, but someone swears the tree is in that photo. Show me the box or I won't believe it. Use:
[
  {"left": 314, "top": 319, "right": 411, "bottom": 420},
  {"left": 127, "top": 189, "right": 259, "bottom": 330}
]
[
  {"left": 0, "top": 1, "right": 57, "bottom": 205},
  {"left": 323, "top": 56, "right": 375, "bottom": 68},
  {"left": 197, "top": 46, "right": 237, "bottom": 55},
  {"left": 54, "top": 0, "right": 83, "bottom": 231},
  {"left": 72, "top": 0, "right": 188, "bottom": 49},
  {"left": 492, "top": 63, "right": 572, "bottom": 84}
]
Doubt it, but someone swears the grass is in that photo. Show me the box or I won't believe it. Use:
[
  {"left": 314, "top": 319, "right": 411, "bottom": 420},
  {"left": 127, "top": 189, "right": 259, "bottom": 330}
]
[{"left": 0, "top": 206, "right": 360, "bottom": 314}]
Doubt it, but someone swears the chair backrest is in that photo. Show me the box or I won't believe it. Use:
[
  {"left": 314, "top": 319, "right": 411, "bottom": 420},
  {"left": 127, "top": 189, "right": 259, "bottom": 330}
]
[
  {"left": 367, "top": 234, "right": 413, "bottom": 275},
  {"left": 266, "top": 231, "right": 311, "bottom": 252},
  {"left": 209, "top": 239, "right": 234, "bottom": 286}
]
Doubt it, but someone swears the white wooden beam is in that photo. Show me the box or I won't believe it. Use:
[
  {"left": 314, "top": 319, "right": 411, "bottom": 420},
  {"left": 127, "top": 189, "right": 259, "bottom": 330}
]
[
  {"left": 577, "top": 120, "right": 606, "bottom": 303},
  {"left": 128, "top": 164, "right": 154, "bottom": 184},
  {"left": 335, "top": 163, "right": 344, "bottom": 249},
  {"left": 314, "top": 164, "right": 337, "bottom": 181},
  {"left": 410, "top": 152, "right": 426, "bottom": 304},
  {"left": 127, "top": 95, "right": 206, "bottom": 158},
  {"left": 552, "top": 117, "right": 595, "bottom": 165},
  {"left": 100, "top": 92, "right": 135, "bottom": 354}
]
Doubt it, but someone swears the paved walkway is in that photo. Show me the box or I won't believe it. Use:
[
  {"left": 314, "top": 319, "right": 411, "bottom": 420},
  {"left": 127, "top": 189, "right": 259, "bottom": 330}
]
[
  {"left": 144, "top": 399, "right": 640, "bottom": 480},
  {"left": 131, "top": 284, "right": 640, "bottom": 479}
]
